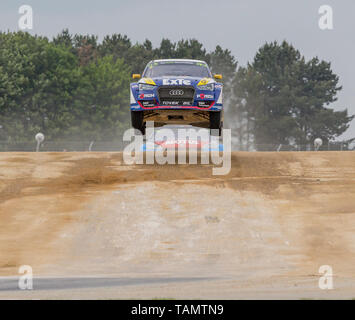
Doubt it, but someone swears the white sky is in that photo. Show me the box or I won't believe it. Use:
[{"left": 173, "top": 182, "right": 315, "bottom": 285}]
[{"left": 1, "top": 0, "right": 354, "bottom": 139}]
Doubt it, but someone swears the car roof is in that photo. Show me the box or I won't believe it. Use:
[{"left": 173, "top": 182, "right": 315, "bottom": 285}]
[{"left": 152, "top": 59, "right": 208, "bottom": 64}]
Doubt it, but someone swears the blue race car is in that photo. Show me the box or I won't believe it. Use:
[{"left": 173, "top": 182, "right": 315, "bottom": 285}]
[{"left": 130, "top": 59, "right": 223, "bottom": 135}]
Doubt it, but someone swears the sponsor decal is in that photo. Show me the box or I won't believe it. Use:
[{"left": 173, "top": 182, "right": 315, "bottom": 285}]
[
  {"left": 142, "top": 101, "right": 155, "bottom": 107},
  {"left": 197, "top": 78, "right": 212, "bottom": 86},
  {"left": 197, "top": 94, "right": 214, "bottom": 99},
  {"left": 197, "top": 101, "right": 212, "bottom": 107},
  {"left": 162, "top": 101, "right": 191, "bottom": 106},
  {"left": 163, "top": 79, "right": 191, "bottom": 85},
  {"left": 139, "top": 93, "right": 154, "bottom": 99}
]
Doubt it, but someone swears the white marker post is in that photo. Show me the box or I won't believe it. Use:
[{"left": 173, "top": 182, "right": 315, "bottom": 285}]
[
  {"left": 314, "top": 138, "right": 323, "bottom": 151},
  {"left": 89, "top": 141, "right": 94, "bottom": 152},
  {"left": 35, "top": 133, "right": 44, "bottom": 152}
]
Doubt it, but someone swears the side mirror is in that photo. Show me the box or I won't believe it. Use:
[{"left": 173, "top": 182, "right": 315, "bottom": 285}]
[
  {"left": 213, "top": 74, "right": 222, "bottom": 80},
  {"left": 132, "top": 74, "right": 141, "bottom": 79}
]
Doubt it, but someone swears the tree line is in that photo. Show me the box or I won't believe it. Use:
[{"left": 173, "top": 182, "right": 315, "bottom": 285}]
[{"left": 0, "top": 30, "right": 353, "bottom": 149}]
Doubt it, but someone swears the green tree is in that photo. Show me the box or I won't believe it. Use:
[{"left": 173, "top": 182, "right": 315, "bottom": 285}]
[
  {"left": 155, "top": 39, "right": 176, "bottom": 59},
  {"left": 125, "top": 40, "right": 156, "bottom": 74},
  {"left": 209, "top": 45, "right": 237, "bottom": 94},
  {"left": 174, "top": 39, "right": 208, "bottom": 61},
  {"left": 52, "top": 29, "right": 74, "bottom": 49},
  {"left": 0, "top": 31, "right": 81, "bottom": 142},
  {"left": 1, "top": 32, "right": 353, "bottom": 147},
  {"left": 68, "top": 55, "right": 131, "bottom": 141},
  {"left": 233, "top": 41, "right": 353, "bottom": 149},
  {"left": 98, "top": 33, "right": 132, "bottom": 62}
]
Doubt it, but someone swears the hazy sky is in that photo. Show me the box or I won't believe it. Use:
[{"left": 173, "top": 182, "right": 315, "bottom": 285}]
[{"left": 1, "top": 0, "right": 354, "bottom": 138}]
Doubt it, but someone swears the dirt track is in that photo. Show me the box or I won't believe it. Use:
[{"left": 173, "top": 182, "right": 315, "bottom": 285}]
[{"left": 0, "top": 151, "right": 355, "bottom": 299}]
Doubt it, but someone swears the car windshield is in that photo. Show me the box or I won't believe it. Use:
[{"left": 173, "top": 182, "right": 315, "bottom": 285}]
[{"left": 144, "top": 62, "right": 211, "bottom": 78}]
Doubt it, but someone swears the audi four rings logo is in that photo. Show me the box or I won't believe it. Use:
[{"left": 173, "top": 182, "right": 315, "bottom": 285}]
[{"left": 169, "top": 89, "right": 184, "bottom": 96}]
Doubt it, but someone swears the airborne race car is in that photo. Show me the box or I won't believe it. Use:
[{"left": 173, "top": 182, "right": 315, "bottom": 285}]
[{"left": 130, "top": 59, "right": 223, "bottom": 135}]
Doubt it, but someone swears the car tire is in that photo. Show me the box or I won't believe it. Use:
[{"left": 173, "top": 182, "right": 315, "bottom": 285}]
[
  {"left": 209, "top": 111, "right": 222, "bottom": 136},
  {"left": 131, "top": 111, "right": 145, "bottom": 135}
]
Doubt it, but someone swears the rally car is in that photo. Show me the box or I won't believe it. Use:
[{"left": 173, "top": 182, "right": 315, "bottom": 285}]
[{"left": 130, "top": 59, "right": 223, "bottom": 135}]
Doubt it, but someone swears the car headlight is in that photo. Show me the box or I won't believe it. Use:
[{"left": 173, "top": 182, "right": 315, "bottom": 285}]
[
  {"left": 139, "top": 83, "right": 156, "bottom": 91},
  {"left": 197, "top": 83, "right": 214, "bottom": 91}
]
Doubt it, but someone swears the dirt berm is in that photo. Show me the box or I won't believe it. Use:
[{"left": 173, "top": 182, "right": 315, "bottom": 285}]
[{"left": 0, "top": 151, "right": 355, "bottom": 299}]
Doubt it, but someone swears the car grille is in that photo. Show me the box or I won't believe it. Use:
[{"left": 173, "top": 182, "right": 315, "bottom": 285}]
[{"left": 158, "top": 86, "right": 195, "bottom": 106}]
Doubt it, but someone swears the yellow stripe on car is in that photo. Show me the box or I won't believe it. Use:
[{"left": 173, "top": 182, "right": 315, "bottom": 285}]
[{"left": 141, "top": 77, "right": 156, "bottom": 85}]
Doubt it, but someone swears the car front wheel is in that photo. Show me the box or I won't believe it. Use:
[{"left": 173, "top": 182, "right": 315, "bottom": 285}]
[
  {"left": 209, "top": 111, "right": 222, "bottom": 136},
  {"left": 131, "top": 111, "right": 145, "bottom": 135}
]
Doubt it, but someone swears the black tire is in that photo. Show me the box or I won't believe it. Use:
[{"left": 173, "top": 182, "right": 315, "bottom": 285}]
[
  {"left": 209, "top": 111, "right": 222, "bottom": 136},
  {"left": 131, "top": 111, "right": 145, "bottom": 135}
]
